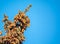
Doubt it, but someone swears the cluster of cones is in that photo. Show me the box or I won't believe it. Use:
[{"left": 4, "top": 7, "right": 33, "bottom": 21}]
[{"left": 0, "top": 4, "right": 31, "bottom": 44}]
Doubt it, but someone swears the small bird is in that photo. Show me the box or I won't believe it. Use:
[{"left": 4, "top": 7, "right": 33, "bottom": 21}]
[{"left": 0, "top": 31, "right": 2, "bottom": 35}]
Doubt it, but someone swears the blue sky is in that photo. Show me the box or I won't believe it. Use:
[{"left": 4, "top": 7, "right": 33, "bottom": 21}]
[{"left": 0, "top": 0, "right": 60, "bottom": 44}]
